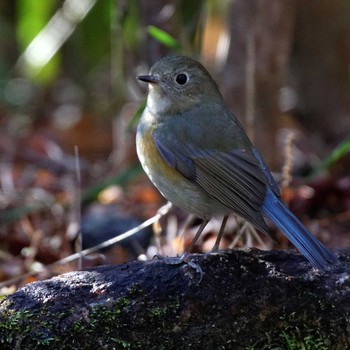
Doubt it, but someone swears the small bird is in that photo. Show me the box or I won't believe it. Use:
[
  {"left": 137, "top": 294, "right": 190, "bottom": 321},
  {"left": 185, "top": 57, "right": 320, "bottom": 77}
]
[{"left": 136, "top": 55, "right": 337, "bottom": 270}]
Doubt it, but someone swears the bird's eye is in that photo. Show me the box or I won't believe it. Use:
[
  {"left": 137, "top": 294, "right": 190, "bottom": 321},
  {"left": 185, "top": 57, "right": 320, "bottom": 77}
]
[{"left": 175, "top": 74, "right": 188, "bottom": 85}]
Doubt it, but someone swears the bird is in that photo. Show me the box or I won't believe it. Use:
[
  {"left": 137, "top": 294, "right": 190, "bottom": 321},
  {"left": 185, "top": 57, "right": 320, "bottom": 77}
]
[{"left": 136, "top": 55, "right": 337, "bottom": 270}]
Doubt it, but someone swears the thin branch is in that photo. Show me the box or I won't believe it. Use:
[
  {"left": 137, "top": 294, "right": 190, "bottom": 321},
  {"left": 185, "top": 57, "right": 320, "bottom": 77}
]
[{"left": 0, "top": 202, "right": 172, "bottom": 289}]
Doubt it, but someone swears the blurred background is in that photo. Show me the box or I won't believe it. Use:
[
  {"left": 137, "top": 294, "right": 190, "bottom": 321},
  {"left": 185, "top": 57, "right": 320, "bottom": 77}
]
[{"left": 0, "top": 0, "right": 349, "bottom": 291}]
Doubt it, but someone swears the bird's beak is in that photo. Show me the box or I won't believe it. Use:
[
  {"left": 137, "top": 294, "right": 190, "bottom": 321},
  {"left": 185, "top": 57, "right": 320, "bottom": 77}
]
[{"left": 137, "top": 75, "right": 159, "bottom": 84}]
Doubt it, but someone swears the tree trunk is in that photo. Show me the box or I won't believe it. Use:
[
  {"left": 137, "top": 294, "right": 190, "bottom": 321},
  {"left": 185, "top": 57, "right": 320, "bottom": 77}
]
[{"left": 220, "top": 0, "right": 296, "bottom": 169}]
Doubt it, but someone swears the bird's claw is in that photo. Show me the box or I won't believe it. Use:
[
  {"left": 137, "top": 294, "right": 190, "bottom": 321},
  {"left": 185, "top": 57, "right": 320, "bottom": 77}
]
[{"left": 153, "top": 253, "right": 204, "bottom": 283}]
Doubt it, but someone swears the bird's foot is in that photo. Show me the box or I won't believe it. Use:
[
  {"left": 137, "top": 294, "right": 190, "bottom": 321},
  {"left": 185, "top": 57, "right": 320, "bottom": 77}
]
[{"left": 153, "top": 253, "right": 204, "bottom": 283}]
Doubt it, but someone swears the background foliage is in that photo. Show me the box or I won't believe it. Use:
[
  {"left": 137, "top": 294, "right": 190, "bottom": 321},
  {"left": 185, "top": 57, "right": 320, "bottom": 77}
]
[{"left": 0, "top": 0, "right": 349, "bottom": 291}]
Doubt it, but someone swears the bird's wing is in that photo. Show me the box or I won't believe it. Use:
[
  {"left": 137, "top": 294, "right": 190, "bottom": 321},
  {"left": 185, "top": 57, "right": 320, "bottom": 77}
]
[{"left": 153, "top": 129, "right": 271, "bottom": 231}]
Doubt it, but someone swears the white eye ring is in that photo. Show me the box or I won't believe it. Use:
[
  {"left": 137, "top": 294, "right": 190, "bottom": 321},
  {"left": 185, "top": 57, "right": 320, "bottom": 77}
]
[{"left": 175, "top": 73, "right": 189, "bottom": 85}]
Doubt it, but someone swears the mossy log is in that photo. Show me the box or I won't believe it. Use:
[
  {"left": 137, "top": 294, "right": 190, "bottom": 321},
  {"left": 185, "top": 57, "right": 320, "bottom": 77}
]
[{"left": 0, "top": 248, "right": 349, "bottom": 350}]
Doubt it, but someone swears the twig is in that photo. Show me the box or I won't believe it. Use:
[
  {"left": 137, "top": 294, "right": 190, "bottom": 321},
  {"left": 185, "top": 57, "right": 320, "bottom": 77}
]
[{"left": 0, "top": 202, "right": 172, "bottom": 289}]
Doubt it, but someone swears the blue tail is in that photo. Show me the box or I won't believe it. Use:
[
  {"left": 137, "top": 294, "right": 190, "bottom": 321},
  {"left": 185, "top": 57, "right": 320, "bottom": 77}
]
[{"left": 262, "top": 189, "right": 337, "bottom": 270}]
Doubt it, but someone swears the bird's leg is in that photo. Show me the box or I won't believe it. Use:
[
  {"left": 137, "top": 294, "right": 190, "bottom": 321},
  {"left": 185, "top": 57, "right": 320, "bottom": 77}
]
[
  {"left": 186, "top": 218, "right": 210, "bottom": 253},
  {"left": 153, "top": 219, "right": 210, "bottom": 283},
  {"left": 212, "top": 215, "right": 229, "bottom": 251},
  {"left": 159, "top": 218, "right": 209, "bottom": 263}
]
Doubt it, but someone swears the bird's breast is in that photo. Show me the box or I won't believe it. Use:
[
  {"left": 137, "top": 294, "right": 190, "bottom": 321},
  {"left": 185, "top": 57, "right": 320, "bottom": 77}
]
[
  {"left": 136, "top": 116, "right": 185, "bottom": 188},
  {"left": 136, "top": 112, "right": 229, "bottom": 218}
]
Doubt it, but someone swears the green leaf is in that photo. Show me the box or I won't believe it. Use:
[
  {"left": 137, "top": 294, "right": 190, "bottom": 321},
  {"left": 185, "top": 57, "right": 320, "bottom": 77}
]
[
  {"left": 127, "top": 99, "right": 146, "bottom": 132},
  {"left": 310, "top": 137, "right": 350, "bottom": 177},
  {"left": 122, "top": 0, "right": 140, "bottom": 49},
  {"left": 147, "top": 25, "right": 181, "bottom": 49},
  {"left": 16, "top": 0, "right": 59, "bottom": 84}
]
